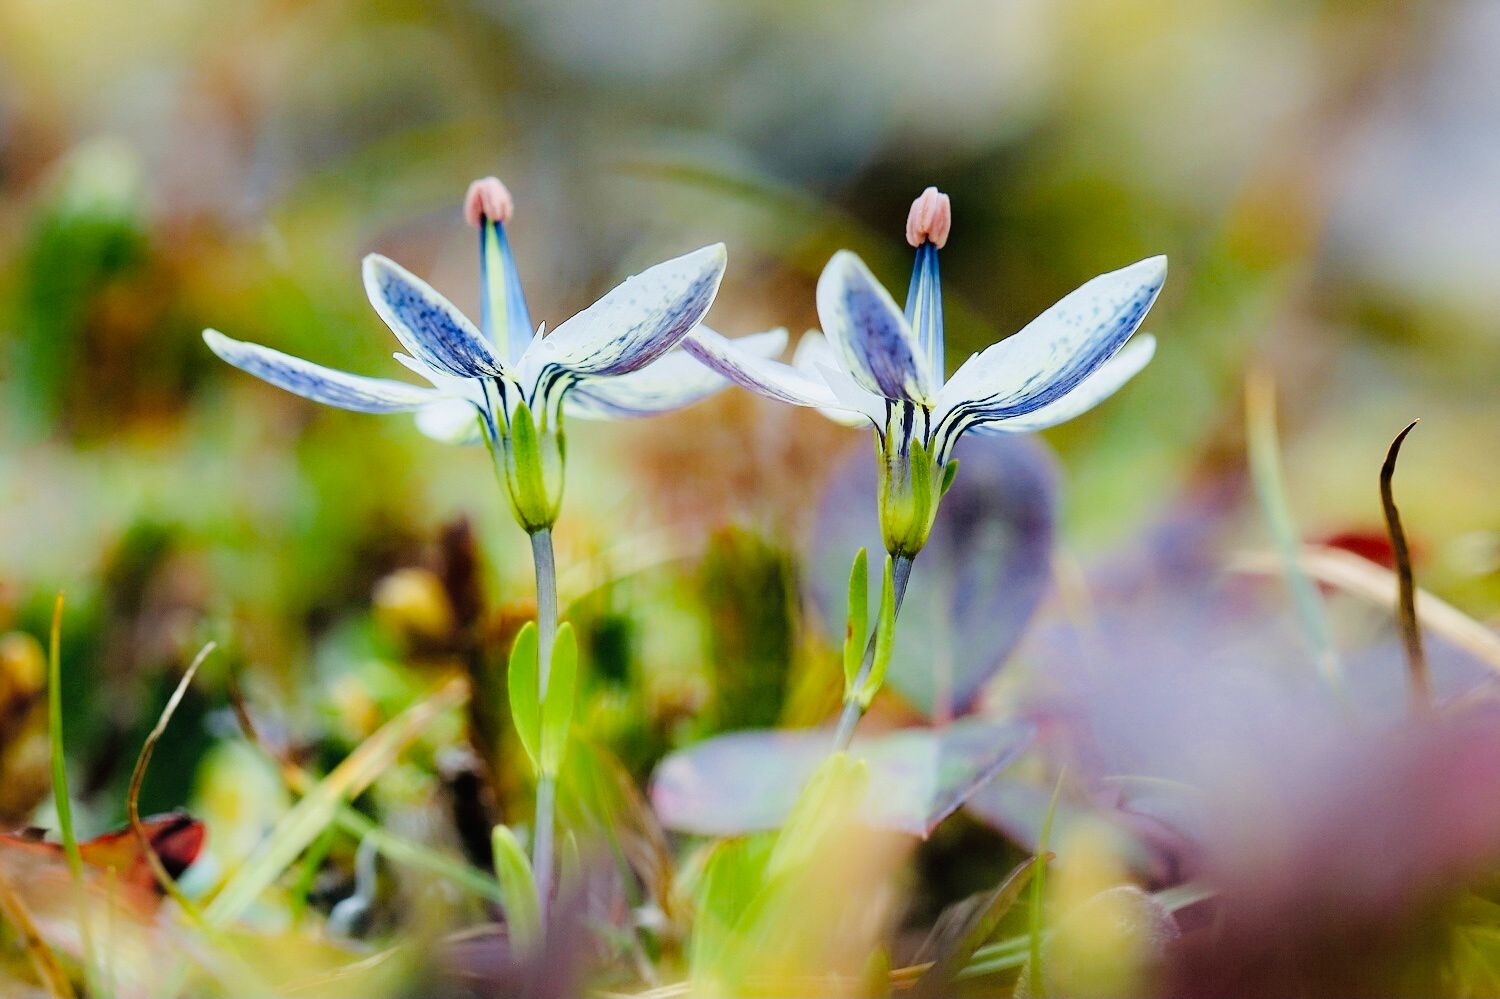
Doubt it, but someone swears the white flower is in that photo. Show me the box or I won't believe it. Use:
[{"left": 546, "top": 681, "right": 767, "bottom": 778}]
[
  {"left": 206, "top": 177, "right": 781, "bottom": 529},
  {"left": 685, "top": 187, "right": 1164, "bottom": 555}
]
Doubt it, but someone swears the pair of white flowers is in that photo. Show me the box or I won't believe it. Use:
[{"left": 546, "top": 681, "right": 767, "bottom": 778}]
[{"left": 206, "top": 179, "right": 1164, "bottom": 549}]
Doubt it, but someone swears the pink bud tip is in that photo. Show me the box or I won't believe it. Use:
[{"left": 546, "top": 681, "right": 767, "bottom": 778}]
[
  {"left": 905, "top": 186, "right": 951, "bottom": 249},
  {"left": 463, "top": 177, "right": 514, "bottom": 227}
]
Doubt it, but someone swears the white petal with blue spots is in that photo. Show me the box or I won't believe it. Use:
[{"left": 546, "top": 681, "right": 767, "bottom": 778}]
[
  {"left": 791, "top": 331, "right": 867, "bottom": 427},
  {"left": 414, "top": 397, "right": 486, "bottom": 445},
  {"left": 684, "top": 326, "right": 851, "bottom": 412},
  {"left": 567, "top": 328, "right": 787, "bottom": 420},
  {"left": 363, "top": 254, "right": 507, "bottom": 379},
  {"left": 817, "top": 250, "right": 935, "bottom": 404},
  {"left": 969, "top": 334, "right": 1156, "bottom": 435},
  {"left": 936, "top": 255, "right": 1165, "bottom": 431},
  {"left": 203, "top": 330, "right": 441, "bottom": 413},
  {"left": 529, "top": 243, "right": 727, "bottom": 379}
]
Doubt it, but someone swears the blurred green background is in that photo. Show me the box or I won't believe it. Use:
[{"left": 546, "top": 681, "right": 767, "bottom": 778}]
[{"left": 1, "top": 0, "right": 1498, "bottom": 845}]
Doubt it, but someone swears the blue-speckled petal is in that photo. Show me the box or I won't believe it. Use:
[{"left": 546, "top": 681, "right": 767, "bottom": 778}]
[
  {"left": 204, "top": 329, "right": 440, "bottom": 413},
  {"left": 790, "top": 331, "right": 869, "bottom": 427},
  {"left": 363, "top": 254, "right": 506, "bottom": 379},
  {"left": 479, "top": 220, "right": 536, "bottom": 366},
  {"left": 817, "top": 250, "right": 935, "bottom": 403},
  {"left": 935, "top": 255, "right": 1165, "bottom": 444},
  {"left": 566, "top": 328, "right": 786, "bottom": 420},
  {"left": 414, "top": 397, "right": 487, "bottom": 445},
  {"left": 526, "top": 243, "right": 727, "bottom": 378},
  {"left": 684, "top": 326, "right": 847, "bottom": 411}
]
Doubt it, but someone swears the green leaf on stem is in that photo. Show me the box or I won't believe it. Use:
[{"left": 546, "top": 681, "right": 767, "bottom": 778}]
[
  {"left": 856, "top": 554, "right": 897, "bottom": 708},
  {"left": 491, "top": 825, "right": 541, "bottom": 952},
  {"left": 508, "top": 622, "right": 541, "bottom": 772},
  {"left": 541, "top": 622, "right": 578, "bottom": 777},
  {"left": 843, "top": 547, "right": 869, "bottom": 695}
]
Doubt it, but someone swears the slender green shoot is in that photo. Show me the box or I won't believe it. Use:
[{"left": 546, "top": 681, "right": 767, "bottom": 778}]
[
  {"left": 1028, "top": 767, "right": 1066, "bottom": 995},
  {"left": 46, "top": 593, "right": 99, "bottom": 996},
  {"left": 1246, "top": 370, "right": 1343, "bottom": 695}
]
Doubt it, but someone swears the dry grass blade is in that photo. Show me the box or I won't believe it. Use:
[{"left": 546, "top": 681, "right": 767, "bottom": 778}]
[
  {"left": 1229, "top": 545, "right": 1500, "bottom": 674},
  {"left": 0, "top": 863, "right": 75, "bottom": 997},
  {"left": 228, "top": 678, "right": 507, "bottom": 906},
  {"left": 128, "top": 641, "right": 215, "bottom": 919},
  {"left": 203, "top": 676, "right": 467, "bottom": 927},
  {"left": 1381, "top": 420, "right": 1430, "bottom": 713}
]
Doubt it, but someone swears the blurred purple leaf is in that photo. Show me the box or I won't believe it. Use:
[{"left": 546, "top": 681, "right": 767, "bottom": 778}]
[
  {"left": 808, "top": 435, "right": 1057, "bottom": 719},
  {"left": 965, "top": 777, "right": 1198, "bottom": 888},
  {"left": 650, "top": 718, "right": 1034, "bottom": 838},
  {"left": 965, "top": 492, "right": 1500, "bottom": 892}
]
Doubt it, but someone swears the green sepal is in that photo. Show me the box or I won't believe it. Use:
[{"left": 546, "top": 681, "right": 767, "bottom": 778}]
[
  {"left": 875, "top": 427, "right": 945, "bottom": 559},
  {"left": 855, "top": 554, "right": 896, "bottom": 708},
  {"left": 491, "top": 825, "right": 540, "bottom": 951},
  {"left": 540, "top": 622, "right": 579, "bottom": 777},
  {"left": 941, "top": 458, "right": 960, "bottom": 497},
  {"left": 507, "top": 622, "right": 541, "bottom": 772},
  {"left": 842, "top": 547, "right": 869, "bottom": 696},
  {"left": 910, "top": 436, "right": 934, "bottom": 520},
  {"left": 504, "top": 399, "right": 548, "bottom": 530}
]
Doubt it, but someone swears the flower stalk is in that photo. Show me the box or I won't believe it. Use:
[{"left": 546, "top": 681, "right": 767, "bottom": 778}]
[
  {"left": 528, "top": 526, "right": 560, "bottom": 912},
  {"left": 833, "top": 551, "right": 914, "bottom": 750}
]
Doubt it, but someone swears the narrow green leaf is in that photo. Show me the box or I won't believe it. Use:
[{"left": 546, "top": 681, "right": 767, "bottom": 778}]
[
  {"left": 508, "top": 622, "right": 541, "bottom": 771},
  {"left": 689, "top": 836, "right": 774, "bottom": 985},
  {"left": 1027, "top": 768, "right": 1066, "bottom": 993},
  {"left": 491, "top": 825, "right": 540, "bottom": 952},
  {"left": 204, "top": 678, "right": 466, "bottom": 926},
  {"left": 1245, "top": 370, "right": 1342, "bottom": 694},
  {"left": 767, "top": 752, "right": 869, "bottom": 880},
  {"left": 958, "top": 883, "right": 1213, "bottom": 980},
  {"left": 540, "top": 622, "right": 578, "bottom": 777},
  {"left": 47, "top": 594, "right": 96, "bottom": 995},
  {"left": 843, "top": 547, "right": 869, "bottom": 694},
  {"left": 858, "top": 554, "right": 897, "bottom": 707},
  {"left": 558, "top": 830, "right": 583, "bottom": 904},
  {"left": 913, "top": 856, "right": 1040, "bottom": 997}
]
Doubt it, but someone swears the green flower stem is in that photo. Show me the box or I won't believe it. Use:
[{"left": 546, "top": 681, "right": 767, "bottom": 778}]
[
  {"left": 832, "top": 553, "right": 914, "bottom": 750},
  {"left": 529, "top": 526, "right": 559, "bottom": 918}
]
